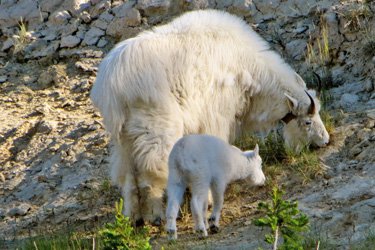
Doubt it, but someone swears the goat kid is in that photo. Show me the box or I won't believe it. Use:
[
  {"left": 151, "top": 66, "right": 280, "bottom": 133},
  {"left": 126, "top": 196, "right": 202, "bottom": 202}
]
[{"left": 166, "top": 135, "right": 265, "bottom": 240}]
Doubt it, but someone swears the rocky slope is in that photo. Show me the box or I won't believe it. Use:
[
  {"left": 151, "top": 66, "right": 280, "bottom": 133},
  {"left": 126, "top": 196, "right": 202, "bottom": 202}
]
[{"left": 1, "top": 0, "right": 375, "bottom": 249}]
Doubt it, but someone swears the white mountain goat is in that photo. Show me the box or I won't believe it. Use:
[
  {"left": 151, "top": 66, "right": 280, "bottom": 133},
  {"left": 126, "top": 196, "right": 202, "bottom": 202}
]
[
  {"left": 283, "top": 90, "right": 329, "bottom": 151},
  {"left": 90, "top": 9, "right": 330, "bottom": 225},
  {"left": 166, "top": 135, "right": 265, "bottom": 240}
]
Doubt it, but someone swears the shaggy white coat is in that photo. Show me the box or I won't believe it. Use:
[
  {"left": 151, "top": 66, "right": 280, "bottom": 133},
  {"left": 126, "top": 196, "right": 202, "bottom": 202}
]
[
  {"left": 90, "top": 9, "right": 329, "bottom": 223},
  {"left": 166, "top": 135, "right": 265, "bottom": 240}
]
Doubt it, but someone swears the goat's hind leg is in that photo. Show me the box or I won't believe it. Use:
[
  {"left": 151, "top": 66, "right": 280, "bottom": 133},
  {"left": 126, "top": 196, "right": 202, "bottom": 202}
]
[
  {"left": 208, "top": 183, "right": 225, "bottom": 233},
  {"left": 190, "top": 185, "right": 209, "bottom": 238},
  {"left": 166, "top": 176, "right": 186, "bottom": 241}
]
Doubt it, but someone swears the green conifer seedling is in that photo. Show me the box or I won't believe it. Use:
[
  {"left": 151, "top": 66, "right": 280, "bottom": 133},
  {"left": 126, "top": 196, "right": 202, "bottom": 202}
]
[
  {"left": 99, "top": 199, "right": 152, "bottom": 250},
  {"left": 254, "top": 188, "right": 310, "bottom": 250}
]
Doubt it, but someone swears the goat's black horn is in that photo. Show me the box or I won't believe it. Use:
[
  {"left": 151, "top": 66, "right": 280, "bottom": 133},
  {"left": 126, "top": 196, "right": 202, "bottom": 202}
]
[
  {"left": 312, "top": 71, "right": 322, "bottom": 96},
  {"left": 305, "top": 90, "right": 315, "bottom": 115}
]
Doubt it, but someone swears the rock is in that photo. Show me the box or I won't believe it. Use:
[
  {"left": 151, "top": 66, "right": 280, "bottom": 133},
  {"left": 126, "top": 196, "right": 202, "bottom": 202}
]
[
  {"left": 26, "top": 41, "right": 60, "bottom": 59},
  {"left": 38, "top": 71, "right": 54, "bottom": 88},
  {"left": 1, "top": 37, "right": 14, "bottom": 52},
  {"left": 112, "top": 1, "right": 136, "bottom": 17},
  {"left": 61, "top": 35, "right": 81, "bottom": 48},
  {"left": 0, "top": 173, "right": 5, "bottom": 182},
  {"left": 229, "top": 0, "right": 256, "bottom": 15},
  {"left": 65, "top": 0, "right": 91, "bottom": 17},
  {"left": 41, "top": 30, "right": 57, "bottom": 41},
  {"left": 76, "top": 25, "right": 88, "bottom": 40},
  {"left": 340, "top": 93, "right": 359, "bottom": 108},
  {"left": 0, "top": 0, "right": 40, "bottom": 30},
  {"left": 91, "top": 0, "right": 111, "bottom": 16},
  {"left": 364, "top": 79, "right": 374, "bottom": 92},
  {"left": 82, "top": 27, "right": 105, "bottom": 46},
  {"left": 99, "top": 10, "right": 115, "bottom": 23},
  {"left": 37, "top": 121, "right": 57, "bottom": 134},
  {"left": 0, "top": 75, "right": 7, "bottom": 83},
  {"left": 50, "top": 10, "right": 72, "bottom": 25},
  {"left": 136, "top": 0, "right": 171, "bottom": 16},
  {"left": 124, "top": 8, "right": 141, "bottom": 26},
  {"left": 97, "top": 38, "right": 108, "bottom": 48},
  {"left": 252, "top": 0, "right": 281, "bottom": 20},
  {"left": 107, "top": 18, "right": 141, "bottom": 38},
  {"left": 80, "top": 11, "right": 91, "bottom": 23},
  {"left": 285, "top": 39, "right": 306, "bottom": 60},
  {"left": 92, "top": 19, "right": 109, "bottom": 31},
  {"left": 8, "top": 203, "right": 31, "bottom": 216},
  {"left": 366, "top": 109, "right": 375, "bottom": 119}
]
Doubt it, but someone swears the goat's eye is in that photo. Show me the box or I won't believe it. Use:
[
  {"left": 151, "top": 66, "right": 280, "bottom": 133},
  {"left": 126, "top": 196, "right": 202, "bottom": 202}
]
[{"left": 306, "top": 120, "right": 312, "bottom": 125}]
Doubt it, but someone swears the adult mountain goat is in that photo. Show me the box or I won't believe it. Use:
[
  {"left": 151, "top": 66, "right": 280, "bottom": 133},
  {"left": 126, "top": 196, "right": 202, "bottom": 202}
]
[{"left": 90, "top": 9, "right": 329, "bottom": 225}]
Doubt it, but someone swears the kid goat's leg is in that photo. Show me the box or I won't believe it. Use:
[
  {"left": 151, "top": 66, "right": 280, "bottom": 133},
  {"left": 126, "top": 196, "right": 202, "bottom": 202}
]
[
  {"left": 190, "top": 184, "right": 209, "bottom": 238},
  {"left": 209, "top": 182, "right": 225, "bottom": 233},
  {"left": 166, "top": 171, "right": 186, "bottom": 241}
]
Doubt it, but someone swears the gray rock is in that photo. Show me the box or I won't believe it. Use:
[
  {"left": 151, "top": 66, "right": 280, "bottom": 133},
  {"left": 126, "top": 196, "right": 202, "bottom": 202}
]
[
  {"left": 364, "top": 79, "right": 374, "bottom": 92},
  {"left": 366, "top": 109, "right": 375, "bottom": 119},
  {"left": 38, "top": 121, "right": 57, "bottom": 134},
  {"left": 136, "top": 0, "right": 171, "bottom": 16},
  {"left": 124, "top": 8, "right": 141, "bottom": 26},
  {"left": 107, "top": 18, "right": 140, "bottom": 38},
  {"left": 41, "top": 30, "right": 57, "bottom": 41},
  {"left": 93, "top": 19, "right": 109, "bottom": 30},
  {"left": 97, "top": 38, "right": 108, "bottom": 48},
  {"left": 340, "top": 93, "right": 359, "bottom": 107},
  {"left": 80, "top": 11, "right": 91, "bottom": 23},
  {"left": 112, "top": 1, "right": 136, "bottom": 18},
  {"left": 65, "top": 0, "right": 91, "bottom": 17},
  {"left": 61, "top": 35, "right": 81, "bottom": 48},
  {"left": 49, "top": 10, "right": 72, "bottom": 25},
  {"left": 0, "top": 75, "right": 7, "bottom": 83},
  {"left": 1, "top": 37, "right": 14, "bottom": 52},
  {"left": 26, "top": 41, "right": 60, "bottom": 59},
  {"left": 38, "top": 71, "right": 54, "bottom": 88},
  {"left": 100, "top": 11, "right": 115, "bottom": 23},
  {"left": 82, "top": 27, "right": 105, "bottom": 46},
  {"left": 91, "top": 0, "right": 111, "bottom": 17},
  {"left": 285, "top": 39, "right": 306, "bottom": 60},
  {"left": 8, "top": 203, "right": 31, "bottom": 216}
]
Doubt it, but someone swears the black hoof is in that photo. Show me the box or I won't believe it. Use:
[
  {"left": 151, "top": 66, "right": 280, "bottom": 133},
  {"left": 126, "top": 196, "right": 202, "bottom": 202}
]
[
  {"left": 210, "top": 224, "right": 219, "bottom": 234},
  {"left": 135, "top": 218, "right": 145, "bottom": 227},
  {"left": 152, "top": 217, "right": 162, "bottom": 226},
  {"left": 208, "top": 216, "right": 215, "bottom": 222}
]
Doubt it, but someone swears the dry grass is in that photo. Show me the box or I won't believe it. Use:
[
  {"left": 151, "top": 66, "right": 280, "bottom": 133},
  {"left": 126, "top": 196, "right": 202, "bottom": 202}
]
[{"left": 338, "top": 0, "right": 372, "bottom": 30}]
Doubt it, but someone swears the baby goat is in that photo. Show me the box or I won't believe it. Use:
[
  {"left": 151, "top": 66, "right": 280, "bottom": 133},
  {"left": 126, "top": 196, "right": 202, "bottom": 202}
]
[{"left": 166, "top": 134, "right": 266, "bottom": 240}]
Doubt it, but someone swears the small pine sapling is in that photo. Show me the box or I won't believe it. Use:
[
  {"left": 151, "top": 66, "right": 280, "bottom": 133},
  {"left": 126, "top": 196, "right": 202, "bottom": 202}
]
[
  {"left": 254, "top": 188, "right": 310, "bottom": 250},
  {"left": 99, "top": 199, "right": 152, "bottom": 250}
]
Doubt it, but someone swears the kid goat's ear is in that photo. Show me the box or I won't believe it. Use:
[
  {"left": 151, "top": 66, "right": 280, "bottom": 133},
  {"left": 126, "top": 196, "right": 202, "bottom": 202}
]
[{"left": 254, "top": 144, "right": 259, "bottom": 156}]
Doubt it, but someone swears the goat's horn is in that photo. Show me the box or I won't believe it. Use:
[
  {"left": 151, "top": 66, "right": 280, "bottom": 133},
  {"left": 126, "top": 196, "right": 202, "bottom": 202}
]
[
  {"left": 312, "top": 71, "right": 322, "bottom": 96},
  {"left": 305, "top": 90, "right": 315, "bottom": 115}
]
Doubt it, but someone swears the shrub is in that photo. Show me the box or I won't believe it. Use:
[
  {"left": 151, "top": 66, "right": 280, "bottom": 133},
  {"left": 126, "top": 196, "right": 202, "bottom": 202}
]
[
  {"left": 254, "top": 188, "right": 310, "bottom": 250},
  {"left": 99, "top": 199, "right": 152, "bottom": 250}
]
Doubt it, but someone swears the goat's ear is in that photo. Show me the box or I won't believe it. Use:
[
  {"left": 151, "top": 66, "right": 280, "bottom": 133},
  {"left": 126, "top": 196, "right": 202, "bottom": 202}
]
[
  {"left": 294, "top": 73, "right": 307, "bottom": 87},
  {"left": 254, "top": 144, "right": 259, "bottom": 156},
  {"left": 285, "top": 93, "right": 299, "bottom": 110}
]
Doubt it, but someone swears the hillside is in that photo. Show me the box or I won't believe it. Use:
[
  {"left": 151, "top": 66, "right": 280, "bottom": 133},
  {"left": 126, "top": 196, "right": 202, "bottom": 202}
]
[{"left": 1, "top": 0, "right": 375, "bottom": 249}]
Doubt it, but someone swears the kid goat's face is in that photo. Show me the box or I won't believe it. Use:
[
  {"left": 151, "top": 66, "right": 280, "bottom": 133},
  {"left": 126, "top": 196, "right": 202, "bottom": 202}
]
[
  {"left": 252, "top": 156, "right": 266, "bottom": 186},
  {"left": 250, "top": 145, "right": 266, "bottom": 185}
]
